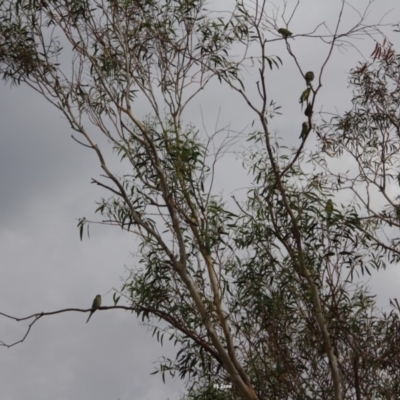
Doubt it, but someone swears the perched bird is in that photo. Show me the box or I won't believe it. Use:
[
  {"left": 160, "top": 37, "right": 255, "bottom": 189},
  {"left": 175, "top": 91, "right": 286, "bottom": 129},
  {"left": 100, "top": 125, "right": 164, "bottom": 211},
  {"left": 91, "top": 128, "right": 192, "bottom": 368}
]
[
  {"left": 86, "top": 294, "right": 102, "bottom": 323},
  {"left": 299, "top": 121, "right": 309, "bottom": 140},
  {"left": 304, "top": 103, "right": 313, "bottom": 117},
  {"left": 277, "top": 28, "right": 293, "bottom": 38},
  {"left": 325, "top": 199, "right": 334, "bottom": 220},
  {"left": 299, "top": 88, "right": 311, "bottom": 109},
  {"left": 305, "top": 71, "right": 314, "bottom": 86}
]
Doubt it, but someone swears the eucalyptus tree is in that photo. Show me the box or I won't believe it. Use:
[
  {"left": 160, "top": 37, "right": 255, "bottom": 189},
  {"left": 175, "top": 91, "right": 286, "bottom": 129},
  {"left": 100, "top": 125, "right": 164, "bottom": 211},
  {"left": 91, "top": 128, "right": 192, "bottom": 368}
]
[{"left": 0, "top": 1, "right": 398, "bottom": 399}]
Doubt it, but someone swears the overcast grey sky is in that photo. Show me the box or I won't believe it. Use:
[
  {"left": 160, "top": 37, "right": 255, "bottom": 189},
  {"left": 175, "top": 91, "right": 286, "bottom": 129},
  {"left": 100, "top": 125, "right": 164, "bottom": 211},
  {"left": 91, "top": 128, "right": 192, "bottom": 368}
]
[{"left": 1, "top": 1, "right": 400, "bottom": 399}]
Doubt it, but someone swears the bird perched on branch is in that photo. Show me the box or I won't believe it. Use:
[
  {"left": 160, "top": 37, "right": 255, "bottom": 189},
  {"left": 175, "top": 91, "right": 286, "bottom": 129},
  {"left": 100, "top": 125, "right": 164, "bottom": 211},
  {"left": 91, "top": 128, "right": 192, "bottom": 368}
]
[
  {"left": 299, "top": 88, "right": 311, "bottom": 110},
  {"left": 305, "top": 71, "right": 314, "bottom": 86},
  {"left": 299, "top": 122, "right": 309, "bottom": 140},
  {"left": 304, "top": 103, "right": 313, "bottom": 117},
  {"left": 277, "top": 28, "right": 293, "bottom": 39},
  {"left": 325, "top": 199, "right": 334, "bottom": 220},
  {"left": 86, "top": 294, "right": 102, "bottom": 323}
]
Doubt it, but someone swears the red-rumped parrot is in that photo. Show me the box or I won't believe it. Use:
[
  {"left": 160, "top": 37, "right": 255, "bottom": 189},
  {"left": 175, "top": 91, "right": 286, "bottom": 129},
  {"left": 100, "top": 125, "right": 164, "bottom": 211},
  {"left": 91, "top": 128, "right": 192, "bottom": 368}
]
[
  {"left": 325, "top": 199, "right": 333, "bottom": 219},
  {"left": 277, "top": 28, "right": 293, "bottom": 38},
  {"left": 299, "top": 122, "right": 309, "bottom": 140},
  {"left": 305, "top": 71, "right": 314, "bottom": 86},
  {"left": 304, "top": 103, "right": 313, "bottom": 117},
  {"left": 86, "top": 294, "right": 102, "bottom": 323},
  {"left": 299, "top": 88, "right": 311, "bottom": 109}
]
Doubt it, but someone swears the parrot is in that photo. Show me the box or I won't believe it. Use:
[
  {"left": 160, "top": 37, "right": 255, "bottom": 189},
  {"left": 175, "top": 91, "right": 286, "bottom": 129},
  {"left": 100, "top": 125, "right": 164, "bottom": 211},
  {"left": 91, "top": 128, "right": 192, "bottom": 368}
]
[
  {"left": 299, "top": 88, "right": 311, "bottom": 110},
  {"left": 304, "top": 103, "right": 313, "bottom": 117},
  {"left": 277, "top": 28, "right": 293, "bottom": 38},
  {"left": 299, "top": 121, "right": 309, "bottom": 140},
  {"left": 325, "top": 199, "right": 334, "bottom": 220},
  {"left": 86, "top": 294, "right": 102, "bottom": 323},
  {"left": 305, "top": 71, "right": 314, "bottom": 86}
]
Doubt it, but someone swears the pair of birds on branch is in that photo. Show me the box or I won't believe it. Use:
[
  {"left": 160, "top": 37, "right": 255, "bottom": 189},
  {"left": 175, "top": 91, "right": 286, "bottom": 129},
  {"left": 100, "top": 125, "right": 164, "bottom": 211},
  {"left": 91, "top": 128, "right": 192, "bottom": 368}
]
[
  {"left": 299, "top": 72, "right": 314, "bottom": 108},
  {"left": 299, "top": 71, "right": 315, "bottom": 139}
]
